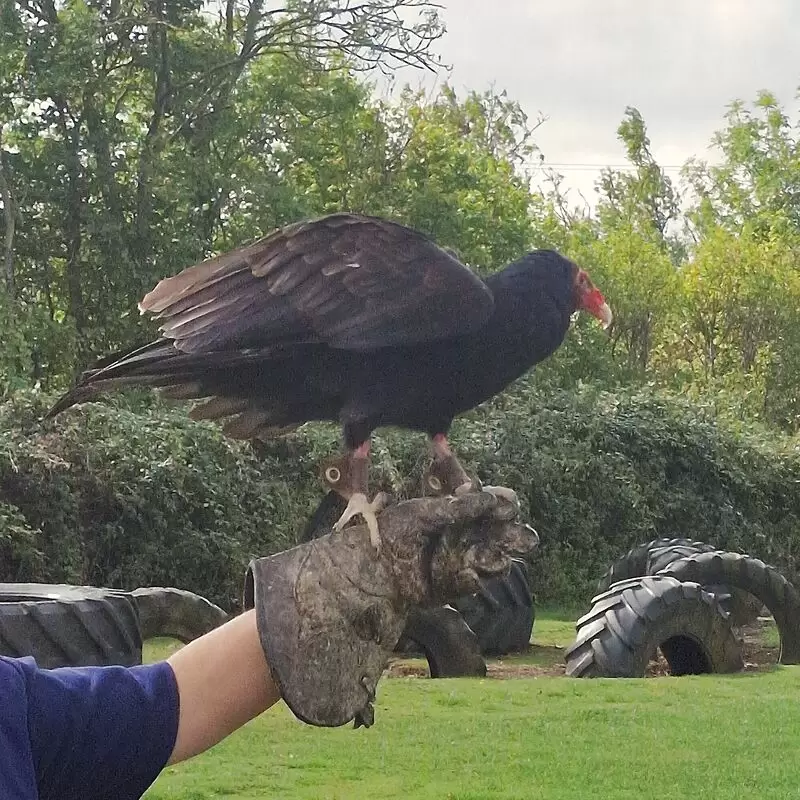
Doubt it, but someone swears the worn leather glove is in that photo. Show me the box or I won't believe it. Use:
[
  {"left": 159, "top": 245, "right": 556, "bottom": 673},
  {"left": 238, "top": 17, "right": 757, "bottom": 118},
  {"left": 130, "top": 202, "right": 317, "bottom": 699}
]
[{"left": 243, "top": 490, "right": 537, "bottom": 729}]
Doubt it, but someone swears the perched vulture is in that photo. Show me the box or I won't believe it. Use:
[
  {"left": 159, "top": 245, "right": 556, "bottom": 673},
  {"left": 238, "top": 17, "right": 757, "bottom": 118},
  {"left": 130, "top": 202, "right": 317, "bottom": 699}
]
[{"left": 49, "top": 213, "right": 612, "bottom": 547}]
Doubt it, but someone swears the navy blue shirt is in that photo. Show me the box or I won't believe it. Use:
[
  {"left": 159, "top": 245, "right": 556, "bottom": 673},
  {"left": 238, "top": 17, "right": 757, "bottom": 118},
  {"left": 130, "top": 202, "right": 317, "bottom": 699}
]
[{"left": 0, "top": 656, "right": 180, "bottom": 800}]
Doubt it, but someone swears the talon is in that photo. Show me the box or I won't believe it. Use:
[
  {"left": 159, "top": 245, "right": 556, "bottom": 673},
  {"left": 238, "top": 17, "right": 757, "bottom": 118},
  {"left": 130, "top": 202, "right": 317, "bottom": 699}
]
[
  {"left": 333, "top": 491, "right": 388, "bottom": 553},
  {"left": 482, "top": 485, "right": 520, "bottom": 508}
]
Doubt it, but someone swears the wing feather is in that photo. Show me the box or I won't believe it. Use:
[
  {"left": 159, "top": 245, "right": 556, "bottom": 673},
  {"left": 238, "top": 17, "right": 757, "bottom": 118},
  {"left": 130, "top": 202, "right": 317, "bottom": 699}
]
[{"left": 139, "top": 213, "right": 494, "bottom": 353}]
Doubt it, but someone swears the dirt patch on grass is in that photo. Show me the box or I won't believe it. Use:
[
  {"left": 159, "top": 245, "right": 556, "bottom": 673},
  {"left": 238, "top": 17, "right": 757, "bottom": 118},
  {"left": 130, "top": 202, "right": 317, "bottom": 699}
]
[
  {"left": 486, "top": 659, "right": 567, "bottom": 679},
  {"left": 387, "top": 619, "right": 782, "bottom": 680}
]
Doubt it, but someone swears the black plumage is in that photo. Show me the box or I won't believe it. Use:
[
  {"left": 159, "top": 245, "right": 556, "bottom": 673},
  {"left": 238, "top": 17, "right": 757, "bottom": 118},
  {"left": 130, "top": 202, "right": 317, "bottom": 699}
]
[{"left": 49, "top": 213, "right": 611, "bottom": 539}]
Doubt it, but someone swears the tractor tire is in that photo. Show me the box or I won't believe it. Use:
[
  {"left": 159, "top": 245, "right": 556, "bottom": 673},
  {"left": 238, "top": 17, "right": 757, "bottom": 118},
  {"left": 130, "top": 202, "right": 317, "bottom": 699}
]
[
  {"left": 450, "top": 559, "right": 535, "bottom": 655},
  {"left": 596, "top": 538, "right": 718, "bottom": 593},
  {"left": 131, "top": 587, "right": 229, "bottom": 643},
  {"left": 298, "top": 490, "right": 349, "bottom": 543},
  {"left": 647, "top": 545, "right": 762, "bottom": 627},
  {"left": 0, "top": 583, "right": 142, "bottom": 669},
  {"left": 597, "top": 538, "right": 759, "bottom": 626},
  {"left": 655, "top": 551, "right": 800, "bottom": 663},
  {"left": 398, "top": 607, "right": 486, "bottom": 677},
  {"left": 565, "top": 575, "right": 743, "bottom": 678}
]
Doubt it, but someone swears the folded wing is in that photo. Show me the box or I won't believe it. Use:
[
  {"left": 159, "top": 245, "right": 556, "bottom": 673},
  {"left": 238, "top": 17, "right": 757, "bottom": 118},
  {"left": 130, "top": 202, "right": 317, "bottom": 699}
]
[{"left": 139, "top": 213, "right": 495, "bottom": 354}]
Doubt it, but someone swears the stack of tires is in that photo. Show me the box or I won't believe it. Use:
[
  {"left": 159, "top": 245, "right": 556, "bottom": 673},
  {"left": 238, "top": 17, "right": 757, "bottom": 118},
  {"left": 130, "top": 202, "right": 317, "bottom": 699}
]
[{"left": 565, "top": 538, "right": 800, "bottom": 678}]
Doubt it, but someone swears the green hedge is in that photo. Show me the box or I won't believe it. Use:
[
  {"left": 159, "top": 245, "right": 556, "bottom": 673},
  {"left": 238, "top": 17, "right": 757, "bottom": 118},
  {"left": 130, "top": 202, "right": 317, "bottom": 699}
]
[{"left": 1, "top": 386, "right": 799, "bottom": 610}]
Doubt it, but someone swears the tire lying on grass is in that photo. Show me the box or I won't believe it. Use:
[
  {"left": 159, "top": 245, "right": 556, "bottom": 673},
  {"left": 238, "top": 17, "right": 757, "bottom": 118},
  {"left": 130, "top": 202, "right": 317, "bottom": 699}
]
[
  {"left": 0, "top": 583, "right": 230, "bottom": 669},
  {"left": 450, "top": 559, "right": 535, "bottom": 656},
  {"left": 0, "top": 583, "right": 142, "bottom": 669},
  {"left": 596, "top": 538, "right": 718, "bottom": 593},
  {"left": 656, "top": 551, "right": 800, "bottom": 664},
  {"left": 597, "top": 538, "right": 761, "bottom": 626},
  {"left": 565, "top": 575, "right": 744, "bottom": 678},
  {"left": 397, "top": 607, "right": 486, "bottom": 678},
  {"left": 131, "top": 587, "right": 229, "bottom": 643}
]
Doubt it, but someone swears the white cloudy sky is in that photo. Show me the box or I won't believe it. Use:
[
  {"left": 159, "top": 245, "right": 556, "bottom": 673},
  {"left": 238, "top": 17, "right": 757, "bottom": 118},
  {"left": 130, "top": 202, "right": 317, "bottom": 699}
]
[{"left": 394, "top": 0, "right": 800, "bottom": 203}]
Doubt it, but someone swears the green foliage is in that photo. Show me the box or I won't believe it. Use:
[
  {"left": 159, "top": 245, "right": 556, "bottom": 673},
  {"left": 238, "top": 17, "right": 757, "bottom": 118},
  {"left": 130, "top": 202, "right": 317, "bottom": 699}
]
[
  {"left": 666, "top": 225, "right": 800, "bottom": 427},
  {"left": 3, "top": 388, "right": 800, "bottom": 610},
  {"left": 685, "top": 91, "right": 800, "bottom": 236},
  {"left": 597, "top": 106, "right": 682, "bottom": 257},
  {"left": 4, "top": 6, "right": 800, "bottom": 623},
  {"left": 0, "top": 392, "right": 318, "bottom": 608}
]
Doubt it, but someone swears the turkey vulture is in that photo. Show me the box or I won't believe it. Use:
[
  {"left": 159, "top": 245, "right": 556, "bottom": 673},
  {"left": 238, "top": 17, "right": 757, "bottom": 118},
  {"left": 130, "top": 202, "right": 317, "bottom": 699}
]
[{"left": 49, "top": 213, "right": 612, "bottom": 548}]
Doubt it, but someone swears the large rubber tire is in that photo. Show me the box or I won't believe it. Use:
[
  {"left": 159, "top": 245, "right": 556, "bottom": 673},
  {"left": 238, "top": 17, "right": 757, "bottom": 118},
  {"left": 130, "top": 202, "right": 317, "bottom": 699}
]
[
  {"left": 565, "top": 575, "right": 744, "bottom": 678},
  {"left": 656, "top": 551, "right": 800, "bottom": 664},
  {"left": 298, "top": 490, "right": 349, "bottom": 543},
  {"left": 597, "top": 538, "right": 759, "bottom": 626},
  {"left": 398, "top": 607, "right": 486, "bottom": 677},
  {"left": 648, "top": 545, "right": 762, "bottom": 626},
  {"left": 596, "top": 538, "right": 718, "bottom": 593},
  {"left": 450, "top": 559, "right": 535, "bottom": 655},
  {"left": 0, "top": 583, "right": 142, "bottom": 668},
  {"left": 131, "top": 587, "right": 229, "bottom": 643}
]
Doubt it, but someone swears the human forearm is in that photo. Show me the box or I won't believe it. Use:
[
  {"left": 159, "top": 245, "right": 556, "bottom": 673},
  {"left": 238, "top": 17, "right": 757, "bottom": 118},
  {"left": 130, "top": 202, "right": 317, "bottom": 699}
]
[{"left": 166, "top": 609, "right": 280, "bottom": 764}]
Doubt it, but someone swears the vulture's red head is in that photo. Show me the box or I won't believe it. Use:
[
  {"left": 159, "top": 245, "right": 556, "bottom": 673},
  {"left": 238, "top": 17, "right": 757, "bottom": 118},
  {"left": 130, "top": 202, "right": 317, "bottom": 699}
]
[{"left": 572, "top": 266, "right": 613, "bottom": 329}]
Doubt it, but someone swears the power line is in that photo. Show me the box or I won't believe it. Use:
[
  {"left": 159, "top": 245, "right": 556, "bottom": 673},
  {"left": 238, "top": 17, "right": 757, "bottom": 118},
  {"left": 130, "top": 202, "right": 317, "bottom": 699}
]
[{"left": 530, "top": 162, "right": 686, "bottom": 172}]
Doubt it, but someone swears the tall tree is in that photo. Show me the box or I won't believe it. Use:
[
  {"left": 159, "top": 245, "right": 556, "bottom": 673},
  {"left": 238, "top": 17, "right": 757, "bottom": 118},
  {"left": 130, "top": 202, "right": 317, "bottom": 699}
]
[
  {"left": 597, "top": 107, "right": 682, "bottom": 259},
  {"left": 684, "top": 91, "right": 800, "bottom": 240},
  {"left": 0, "top": 0, "right": 445, "bottom": 383}
]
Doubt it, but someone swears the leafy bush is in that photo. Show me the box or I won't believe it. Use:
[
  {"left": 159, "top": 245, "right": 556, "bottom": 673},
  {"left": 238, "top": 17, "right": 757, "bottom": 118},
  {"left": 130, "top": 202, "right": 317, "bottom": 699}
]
[{"left": 1, "top": 386, "right": 799, "bottom": 610}]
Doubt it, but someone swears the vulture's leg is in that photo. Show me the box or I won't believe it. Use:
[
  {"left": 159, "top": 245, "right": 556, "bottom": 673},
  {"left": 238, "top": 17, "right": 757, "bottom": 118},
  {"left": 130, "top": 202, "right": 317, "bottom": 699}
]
[
  {"left": 321, "top": 440, "right": 389, "bottom": 552},
  {"left": 423, "top": 434, "right": 519, "bottom": 507},
  {"left": 423, "top": 434, "right": 475, "bottom": 496}
]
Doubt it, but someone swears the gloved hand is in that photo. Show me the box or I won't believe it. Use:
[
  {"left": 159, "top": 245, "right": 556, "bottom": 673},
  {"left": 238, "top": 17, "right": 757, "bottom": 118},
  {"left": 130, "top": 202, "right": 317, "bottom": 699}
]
[{"left": 243, "top": 490, "right": 537, "bottom": 728}]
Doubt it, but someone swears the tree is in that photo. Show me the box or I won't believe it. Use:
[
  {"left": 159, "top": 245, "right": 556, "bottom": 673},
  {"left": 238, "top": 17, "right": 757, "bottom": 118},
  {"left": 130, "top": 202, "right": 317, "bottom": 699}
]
[
  {"left": 671, "top": 225, "right": 800, "bottom": 426},
  {"left": 684, "top": 92, "right": 800, "bottom": 240},
  {"left": 0, "top": 0, "right": 445, "bottom": 386},
  {"left": 597, "top": 107, "right": 683, "bottom": 261}
]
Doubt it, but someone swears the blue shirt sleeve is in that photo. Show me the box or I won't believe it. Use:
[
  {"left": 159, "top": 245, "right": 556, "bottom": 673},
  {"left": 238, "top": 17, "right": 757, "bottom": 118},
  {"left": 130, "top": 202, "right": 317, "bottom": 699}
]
[
  {"left": 0, "top": 658, "right": 38, "bottom": 799},
  {"left": 3, "top": 655, "right": 180, "bottom": 800}
]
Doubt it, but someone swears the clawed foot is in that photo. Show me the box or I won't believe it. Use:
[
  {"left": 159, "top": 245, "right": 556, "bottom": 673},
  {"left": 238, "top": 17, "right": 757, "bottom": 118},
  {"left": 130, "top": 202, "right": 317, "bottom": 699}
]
[
  {"left": 423, "top": 461, "right": 519, "bottom": 509},
  {"left": 333, "top": 491, "right": 390, "bottom": 552},
  {"left": 481, "top": 485, "right": 520, "bottom": 509},
  {"left": 423, "top": 453, "right": 476, "bottom": 497}
]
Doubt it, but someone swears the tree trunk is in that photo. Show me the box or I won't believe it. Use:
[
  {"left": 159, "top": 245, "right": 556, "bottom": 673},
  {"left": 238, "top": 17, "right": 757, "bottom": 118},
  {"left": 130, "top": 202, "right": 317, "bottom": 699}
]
[
  {"left": 84, "top": 93, "right": 127, "bottom": 271},
  {"left": 55, "top": 102, "right": 87, "bottom": 335},
  {"left": 134, "top": 0, "right": 171, "bottom": 273},
  {"left": 0, "top": 126, "right": 15, "bottom": 299}
]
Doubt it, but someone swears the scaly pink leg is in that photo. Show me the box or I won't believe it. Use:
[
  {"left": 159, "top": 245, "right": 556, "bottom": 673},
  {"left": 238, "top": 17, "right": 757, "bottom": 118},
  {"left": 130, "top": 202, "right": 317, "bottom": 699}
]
[
  {"left": 423, "top": 434, "right": 519, "bottom": 507},
  {"left": 422, "top": 434, "right": 476, "bottom": 496},
  {"left": 320, "top": 440, "right": 388, "bottom": 551}
]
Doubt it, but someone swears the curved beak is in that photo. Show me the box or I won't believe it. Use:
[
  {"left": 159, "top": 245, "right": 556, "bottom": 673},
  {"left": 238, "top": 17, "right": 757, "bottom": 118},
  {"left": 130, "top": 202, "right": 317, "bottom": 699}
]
[
  {"left": 580, "top": 285, "right": 613, "bottom": 330},
  {"left": 595, "top": 301, "right": 613, "bottom": 330}
]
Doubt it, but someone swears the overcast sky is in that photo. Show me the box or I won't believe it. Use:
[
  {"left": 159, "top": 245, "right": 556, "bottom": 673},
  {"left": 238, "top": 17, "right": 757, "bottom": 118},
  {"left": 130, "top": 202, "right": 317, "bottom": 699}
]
[{"left": 394, "top": 0, "right": 800, "bottom": 204}]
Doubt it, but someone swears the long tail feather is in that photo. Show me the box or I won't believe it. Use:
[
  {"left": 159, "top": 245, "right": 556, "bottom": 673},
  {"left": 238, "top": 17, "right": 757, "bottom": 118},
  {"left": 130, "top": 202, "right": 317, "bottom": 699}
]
[{"left": 46, "top": 340, "right": 272, "bottom": 418}]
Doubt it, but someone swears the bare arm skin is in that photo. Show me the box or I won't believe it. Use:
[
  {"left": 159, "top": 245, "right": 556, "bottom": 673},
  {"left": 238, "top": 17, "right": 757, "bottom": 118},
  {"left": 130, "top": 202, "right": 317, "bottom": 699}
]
[{"left": 166, "top": 609, "right": 280, "bottom": 764}]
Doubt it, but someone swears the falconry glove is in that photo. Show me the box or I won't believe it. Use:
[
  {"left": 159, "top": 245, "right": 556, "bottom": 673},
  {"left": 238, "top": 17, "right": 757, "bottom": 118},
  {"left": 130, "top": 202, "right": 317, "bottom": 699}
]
[{"left": 243, "top": 490, "right": 537, "bottom": 728}]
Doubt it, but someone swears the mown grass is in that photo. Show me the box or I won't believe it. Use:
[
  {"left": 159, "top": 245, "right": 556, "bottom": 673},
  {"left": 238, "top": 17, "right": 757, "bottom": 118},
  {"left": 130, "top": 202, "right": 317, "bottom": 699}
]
[{"left": 143, "top": 613, "right": 795, "bottom": 800}]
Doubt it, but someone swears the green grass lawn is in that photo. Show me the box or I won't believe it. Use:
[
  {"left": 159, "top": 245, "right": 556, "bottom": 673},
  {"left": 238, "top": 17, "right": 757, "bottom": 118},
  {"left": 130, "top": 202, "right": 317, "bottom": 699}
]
[{"left": 143, "top": 614, "right": 798, "bottom": 800}]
